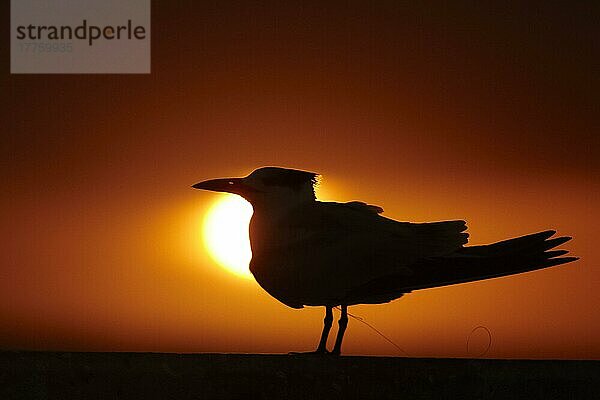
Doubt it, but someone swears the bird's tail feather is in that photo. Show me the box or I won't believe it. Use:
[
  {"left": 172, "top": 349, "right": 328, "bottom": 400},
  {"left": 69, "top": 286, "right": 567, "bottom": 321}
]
[
  {"left": 345, "top": 231, "right": 577, "bottom": 304},
  {"left": 404, "top": 230, "right": 577, "bottom": 291},
  {"left": 457, "top": 230, "right": 570, "bottom": 257}
]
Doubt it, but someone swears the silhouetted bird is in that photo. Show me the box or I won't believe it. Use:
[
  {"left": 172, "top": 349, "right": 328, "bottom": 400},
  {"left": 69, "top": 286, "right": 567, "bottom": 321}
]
[{"left": 193, "top": 167, "right": 577, "bottom": 355}]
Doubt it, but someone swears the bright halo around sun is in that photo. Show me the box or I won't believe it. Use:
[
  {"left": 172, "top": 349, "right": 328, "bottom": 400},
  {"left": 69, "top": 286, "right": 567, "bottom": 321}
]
[{"left": 203, "top": 194, "right": 254, "bottom": 278}]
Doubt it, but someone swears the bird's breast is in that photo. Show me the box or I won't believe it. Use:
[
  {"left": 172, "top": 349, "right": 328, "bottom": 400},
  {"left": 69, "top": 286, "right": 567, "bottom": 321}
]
[{"left": 248, "top": 217, "right": 326, "bottom": 306}]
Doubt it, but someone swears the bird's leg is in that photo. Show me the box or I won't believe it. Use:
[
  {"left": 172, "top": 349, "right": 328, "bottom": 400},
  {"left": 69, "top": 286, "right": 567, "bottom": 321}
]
[
  {"left": 315, "top": 306, "right": 333, "bottom": 353},
  {"left": 289, "top": 306, "right": 333, "bottom": 355},
  {"left": 331, "top": 305, "right": 348, "bottom": 355}
]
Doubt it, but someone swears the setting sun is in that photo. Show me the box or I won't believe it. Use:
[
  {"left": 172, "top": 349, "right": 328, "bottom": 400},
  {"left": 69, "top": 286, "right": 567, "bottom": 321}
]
[{"left": 203, "top": 194, "right": 254, "bottom": 278}]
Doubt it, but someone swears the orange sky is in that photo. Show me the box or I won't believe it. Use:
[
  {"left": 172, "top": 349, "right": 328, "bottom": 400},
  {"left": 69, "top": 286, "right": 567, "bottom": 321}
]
[{"left": 1, "top": 2, "right": 598, "bottom": 358}]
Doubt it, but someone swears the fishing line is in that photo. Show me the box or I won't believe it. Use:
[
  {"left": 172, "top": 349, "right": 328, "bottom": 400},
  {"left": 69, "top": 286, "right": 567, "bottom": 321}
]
[
  {"left": 335, "top": 306, "right": 409, "bottom": 356},
  {"left": 466, "top": 325, "right": 492, "bottom": 357},
  {"left": 334, "top": 308, "right": 492, "bottom": 358}
]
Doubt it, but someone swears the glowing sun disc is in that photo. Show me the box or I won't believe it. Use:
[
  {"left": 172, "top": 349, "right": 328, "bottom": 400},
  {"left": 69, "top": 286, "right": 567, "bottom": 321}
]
[{"left": 203, "top": 194, "right": 253, "bottom": 278}]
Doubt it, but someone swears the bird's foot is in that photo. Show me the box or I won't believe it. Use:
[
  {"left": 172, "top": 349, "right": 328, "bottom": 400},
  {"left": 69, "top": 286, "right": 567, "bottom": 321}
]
[{"left": 288, "top": 349, "right": 330, "bottom": 356}]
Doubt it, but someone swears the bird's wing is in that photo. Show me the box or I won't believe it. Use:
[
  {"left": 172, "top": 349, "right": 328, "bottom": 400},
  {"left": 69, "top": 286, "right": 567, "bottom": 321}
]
[
  {"left": 341, "top": 201, "right": 384, "bottom": 215},
  {"left": 268, "top": 201, "right": 468, "bottom": 305},
  {"left": 285, "top": 201, "right": 468, "bottom": 260}
]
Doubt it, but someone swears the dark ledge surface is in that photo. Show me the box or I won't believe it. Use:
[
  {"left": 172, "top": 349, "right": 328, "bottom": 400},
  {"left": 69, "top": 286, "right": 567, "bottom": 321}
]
[{"left": 1, "top": 351, "right": 598, "bottom": 399}]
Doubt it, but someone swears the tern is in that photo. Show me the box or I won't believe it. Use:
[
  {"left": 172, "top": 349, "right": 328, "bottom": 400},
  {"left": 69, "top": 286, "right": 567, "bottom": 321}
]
[{"left": 193, "top": 167, "right": 577, "bottom": 355}]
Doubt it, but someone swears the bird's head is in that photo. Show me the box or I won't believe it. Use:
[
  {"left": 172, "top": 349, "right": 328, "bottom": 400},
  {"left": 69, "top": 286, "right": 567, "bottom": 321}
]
[{"left": 192, "top": 167, "right": 319, "bottom": 207}]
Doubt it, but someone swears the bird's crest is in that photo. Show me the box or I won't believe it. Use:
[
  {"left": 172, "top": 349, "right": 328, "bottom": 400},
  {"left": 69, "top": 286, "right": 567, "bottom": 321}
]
[{"left": 253, "top": 167, "right": 319, "bottom": 199}]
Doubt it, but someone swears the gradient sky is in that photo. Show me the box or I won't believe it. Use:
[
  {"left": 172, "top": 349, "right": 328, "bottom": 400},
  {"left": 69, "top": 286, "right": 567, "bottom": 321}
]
[{"left": 1, "top": 1, "right": 598, "bottom": 358}]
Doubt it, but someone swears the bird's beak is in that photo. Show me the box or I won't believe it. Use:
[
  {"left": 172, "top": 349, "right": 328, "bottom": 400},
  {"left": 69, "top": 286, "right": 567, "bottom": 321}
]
[{"left": 192, "top": 177, "right": 255, "bottom": 195}]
